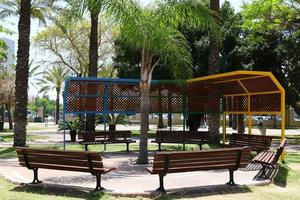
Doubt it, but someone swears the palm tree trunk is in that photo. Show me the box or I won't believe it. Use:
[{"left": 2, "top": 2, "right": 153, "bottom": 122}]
[
  {"left": 55, "top": 87, "right": 60, "bottom": 124},
  {"left": 237, "top": 114, "right": 245, "bottom": 133},
  {"left": 137, "top": 49, "right": 152, "bottom": 164},
  {"left": 14, "top": 0, "right": 31, "bottom": 147},
  {"left": 6, "top": 104, "right": 13, "bottom": 130},
  {"left": 86, "top": 12, "right": 99, "bottom": 132},
  {"left": 208, "top": 0, "right": 220, "bottom": 143}
]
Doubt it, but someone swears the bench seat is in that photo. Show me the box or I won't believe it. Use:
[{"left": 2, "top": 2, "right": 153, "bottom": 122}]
[
  {"left": 16, "top": 147, "right": 115, "bottom": 190},
  {"left": 151, "top": 131, "right": 209, "bottom": 151},
  {"left": 147, "top": 146, "right": 251, "bottom": 192},
  {"left": 252, "top": 139, "right": 286, "bottom": 177},
  {"left": 78, "top": 131, "right": 136, "bottom": 152}
]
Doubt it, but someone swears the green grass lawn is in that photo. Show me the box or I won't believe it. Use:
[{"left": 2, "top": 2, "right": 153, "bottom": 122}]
[{"left": 0, "top": 134, "right": 48, "bottom": 143}]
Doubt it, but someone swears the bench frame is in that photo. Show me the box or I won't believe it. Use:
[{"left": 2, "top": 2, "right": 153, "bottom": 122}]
[
  {"left": 78, "top": 131, "right": 136, "bottom": 152},
  {"left": 151, "top": 131, "right": 209, "bottom": 151},
  {"left": 252, "top": 138, "right": 286, "bottom": 178},
  {"left": 147, "top": 146, "right": 250, "bottom": 192},
  {"left": 17, "top": 147, "right": 114, "bottom": 191}
]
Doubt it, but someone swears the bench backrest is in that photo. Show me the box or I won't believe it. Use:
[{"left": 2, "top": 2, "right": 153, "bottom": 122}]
[
  {"left": 16, "top": 147, "right": 104, "bottom": 174},
  {"left": 78, "top": 131, "right": 132, "bottom": 142},
  {"left": 151, "top": 146, "right": 251, "bottom": 174},
  {"left": 272, "top": 138, "right": 287, "bottom": 165},
  {"left": 156, "top": 131, "right": 209, "bottom": 142},
  {"left": 229, "top": 133, "right": 272, "bottom": 151}
]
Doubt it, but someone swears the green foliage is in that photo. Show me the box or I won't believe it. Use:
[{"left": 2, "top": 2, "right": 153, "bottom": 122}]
[
  {"left": 63, "top": 119, "right": 85, "bottom": 131},
  {"left": 96, "top": 114, "right": 130, "bottom": 126},
  {"left": 37, "top": 66, "right": 69, "bottom": 96},
  {"left": 27, "top": 97, "right": 56, "bottom": 115}
]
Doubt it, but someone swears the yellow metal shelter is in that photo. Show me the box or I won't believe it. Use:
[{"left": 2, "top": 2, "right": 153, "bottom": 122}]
[{"left": 187, "top": 70, "right": 285, "bottom": 159}]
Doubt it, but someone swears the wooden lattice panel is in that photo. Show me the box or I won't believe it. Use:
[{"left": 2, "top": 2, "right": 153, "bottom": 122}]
[
  {"left": 241, "top": 77, "right": 279, "bottom": 93},
  {"left": 251, "top": 94, "right": 281, "bottom": 112},
  {"left": 223, "top": 95, "right": 248, "bottom": 112}
]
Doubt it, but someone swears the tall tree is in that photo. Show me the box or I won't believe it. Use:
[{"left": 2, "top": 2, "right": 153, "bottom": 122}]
[
  {"left": 208, "top": 0, "right": 221, "bottom": 143},
  {"left": 13, "top": 0, "right": 31, "bottom": 146},
  {"left": 37, "top": 66, "right": 69, "bottom": 124},
  {"left": 117, "top": 0, "right": 219, "bottom": 163},
  {"left": 0, "top": 0, "right": 56, "bottom": 146}
]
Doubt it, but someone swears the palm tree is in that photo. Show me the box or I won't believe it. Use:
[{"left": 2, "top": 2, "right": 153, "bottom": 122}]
[
  {"left": 37, "top": 66, "right": 69, "bottom": 124},
  {"left": 0, "top": 0, "right": 56, "bottom": 146},
  {"left": 64, "top": 0, "right": 111, "bottom": 131},
  {"left": 117, "top": 0, "right": 219, "bottom": 164},
  {"left": 208, "top": 0, "right": 221, "bottom": 143}
]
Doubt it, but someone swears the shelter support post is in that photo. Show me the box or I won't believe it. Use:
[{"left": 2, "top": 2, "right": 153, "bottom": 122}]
[
  {"left": 281, "top": 90, "right": 286, "bottom": 161},
  {"left": 248, "top": 95, "right": 252, "bottom": 134},
  {"left": 223, "top": 113, "right": 226, "bottom": 144}
]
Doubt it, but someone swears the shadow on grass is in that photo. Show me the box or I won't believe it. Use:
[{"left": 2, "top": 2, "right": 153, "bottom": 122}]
[
  {"left": 0, "top": 147, "right": 16, "bottom": 158},
  {"left": 11, "top": 183, "right": 106, "bottom": 200},
  {"left": 153, "top": 184, "right": 252, "bottom": 200},
  {"left": 273, "top": 164, "right": 289, "bottom": 187}
]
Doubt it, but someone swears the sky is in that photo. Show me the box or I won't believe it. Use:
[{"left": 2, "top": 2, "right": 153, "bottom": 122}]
[{"left": 0, "top": 0, "right": 245, "bottom": 100}]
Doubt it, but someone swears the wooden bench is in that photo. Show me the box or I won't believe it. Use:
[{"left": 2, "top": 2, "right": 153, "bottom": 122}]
[
  {"left": 252, "top": 138, "right": 287, "bottom": 177},
  {"left": 229, "top": 133, "right": 272, "bottom": 153},
  {"left": 16, "top": 147, "right": 115, "bottom": 190},
  {"left": 78, "top": 131, "right": 136, "bottom": 152},
  {"left": 147, "top": 146, "right": 251, "bottom": 192},
  {"left": 151, "top": 131, "right": 209, "bottom": 151}
]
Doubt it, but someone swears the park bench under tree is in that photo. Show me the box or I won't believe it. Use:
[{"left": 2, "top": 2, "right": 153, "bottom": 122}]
[
  {"left": 78, "top": 131, "right": 136, "bottom": 152},
  {"left": 252, "top": 138, "right": 287, "bottom": 178},
  {"left": 147, "top": 146, "right": 251, "bottom": 192},
  {"left": 151, "top": 131, "right": 209, "bottom": 151},
  {"left": 16, "top": 147, "right": 115, "bottom": 190},
  {"left": 228, "top": 133, "right": 273, "bottom": 153}
]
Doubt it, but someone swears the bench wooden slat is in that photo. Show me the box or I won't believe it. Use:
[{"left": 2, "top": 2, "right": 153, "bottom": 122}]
[
  {"left": 19, "top": 162, "right": 109, "bottom": 173},
  {"left": 18, "top": 157, "right": 103, "bottom": 168}
]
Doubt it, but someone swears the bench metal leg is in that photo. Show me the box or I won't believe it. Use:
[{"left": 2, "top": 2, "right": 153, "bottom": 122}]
[
  {"left": 85, "top": 144, "right": 88, "bottom": 151},
  {"left": 199, "top": 144, "right": 202, "bottom": 150},
  {"left": 158, "top": 143, "right": 161, "bottom": 151},
  {"left": 126, "top": 143, "right": 129, "bottom": 152},
  {"left": 156, "top": 174, "right": 166, "bottom": 193},
  {"left": 226, "top": 170, "right": 236, "bottom": 185},
  {"left": 95, "top": 174, "right": 104, "bottom": 191},
  {"left": 183, "top": 143, "right": 186, "bottom": 151},
  {"left": 32, "top": 168, "right": 42, "bottom": 184},
  {"left": 258, "top": 165, "right": 268, "bottom": 179}
]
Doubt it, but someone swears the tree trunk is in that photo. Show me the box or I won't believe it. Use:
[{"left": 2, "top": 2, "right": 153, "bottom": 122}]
[
  {"left": 137, "top": 86, "right": 150, "bottom": 164},
  {"left": 237, "top": 114, "right": 245, "bottom": 133},
  {"left": 6, "top": 104, "right": 13, "bottom": 130},
  {"left": 14, "top": 0, "right": 31, "bottom": 147},
  {"left": 208, "top": 0, "right": 220, "bottom": 143},
  {"left": 232, "top": 114, "right": 237, "bottom": 129},
  {"left": 0, "top": 105, "right": 4, "bottom": 122},
  {"left": 157, "top": 89, "right": 164, "bottom": 128},
  {"left": 55, "top": 87, "right": 60, "bottom": 124},
  {"left": 158, "top": 113, "right": 164, "bottom": 129},
  {"left": 86, "top": 12, "right": 99, "bottom": 132},
  {"left": 137, "top": 49, "right": 153, "bottom": 164}
]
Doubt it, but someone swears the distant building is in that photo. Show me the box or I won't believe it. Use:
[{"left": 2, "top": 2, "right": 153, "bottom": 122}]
[{"left": 0, "top": 37, "right": 15, "bottom": 70}]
